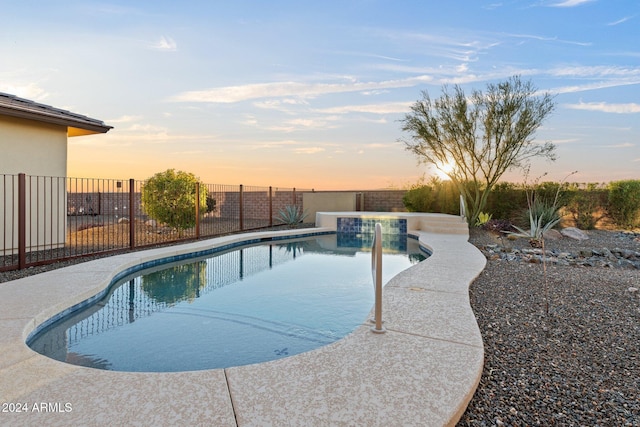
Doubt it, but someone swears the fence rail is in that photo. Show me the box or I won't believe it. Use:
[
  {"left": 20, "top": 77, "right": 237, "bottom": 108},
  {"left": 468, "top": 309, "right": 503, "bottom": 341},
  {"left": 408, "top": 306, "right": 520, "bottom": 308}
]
[{"left": 1, "top": 173, "right": 308, "bottom": 271}]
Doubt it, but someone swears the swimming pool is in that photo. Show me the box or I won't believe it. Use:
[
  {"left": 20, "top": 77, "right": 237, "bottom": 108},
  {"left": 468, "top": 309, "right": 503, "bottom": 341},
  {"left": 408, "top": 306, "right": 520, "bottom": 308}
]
[{"left": 28, "top": 233, "right": 428, "bottom": 372}]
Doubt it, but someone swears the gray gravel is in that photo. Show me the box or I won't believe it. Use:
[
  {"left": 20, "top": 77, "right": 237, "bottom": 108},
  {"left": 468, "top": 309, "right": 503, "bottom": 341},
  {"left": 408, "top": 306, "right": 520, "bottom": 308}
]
[{"left": 459, "top": 228, "right": 640, "bottom": 426}]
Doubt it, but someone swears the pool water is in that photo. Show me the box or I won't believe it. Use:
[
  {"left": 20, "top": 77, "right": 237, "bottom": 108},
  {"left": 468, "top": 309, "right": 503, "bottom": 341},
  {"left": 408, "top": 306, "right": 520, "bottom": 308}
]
[{"left": 29, "top": 234, "right": 427, "bottom": 372}]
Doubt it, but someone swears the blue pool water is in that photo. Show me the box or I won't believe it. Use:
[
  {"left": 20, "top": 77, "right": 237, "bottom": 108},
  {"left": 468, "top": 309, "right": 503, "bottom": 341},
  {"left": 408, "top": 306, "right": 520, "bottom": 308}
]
[{"left": 29, "top": 233, "right": 427, "bottom": 372}]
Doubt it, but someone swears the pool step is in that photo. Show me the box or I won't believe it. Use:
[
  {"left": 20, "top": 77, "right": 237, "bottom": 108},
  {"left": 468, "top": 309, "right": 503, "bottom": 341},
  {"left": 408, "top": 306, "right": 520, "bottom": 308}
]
[{"left": 419, "top": 215, "right": 469, "bottom": 235}]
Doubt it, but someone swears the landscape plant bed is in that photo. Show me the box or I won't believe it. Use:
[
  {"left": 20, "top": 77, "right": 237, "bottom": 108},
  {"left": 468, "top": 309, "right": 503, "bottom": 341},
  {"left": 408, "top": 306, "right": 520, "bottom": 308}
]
[{"left": 459, "top": 228, "right": 640, "bottom": 426}]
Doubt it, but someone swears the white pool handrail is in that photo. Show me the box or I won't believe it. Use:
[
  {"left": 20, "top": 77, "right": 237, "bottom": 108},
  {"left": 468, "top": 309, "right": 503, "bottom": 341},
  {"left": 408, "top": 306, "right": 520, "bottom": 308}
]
[{"left": 370, "top": 222, "right": 386, "bottom": 334}]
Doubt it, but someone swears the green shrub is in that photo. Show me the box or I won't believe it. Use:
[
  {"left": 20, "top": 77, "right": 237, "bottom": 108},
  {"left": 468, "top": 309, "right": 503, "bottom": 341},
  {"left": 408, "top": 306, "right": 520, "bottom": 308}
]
[
  {"left": 402, "top": 184, "right": 435, "bottom": 212},
  {"left": 564, "top": 183, "right": 608, "bottom": 230},
  {"left": 535, "top": 181, "right": 572, "bottom": 207},
  {"left": 141, "top": 169, "right": 208, "bottom": 232},
  {"left": 485, "top": 182, "right": 528, "bottom": 222},
  {"left": 608, "top": 180, "right": 640, "bottom": 229},
  {"left": 432, "top": 179, "right": 460, "bottom": 215},
  {"left": 402, "top": 177, "right": 460, "bottom": 214}
]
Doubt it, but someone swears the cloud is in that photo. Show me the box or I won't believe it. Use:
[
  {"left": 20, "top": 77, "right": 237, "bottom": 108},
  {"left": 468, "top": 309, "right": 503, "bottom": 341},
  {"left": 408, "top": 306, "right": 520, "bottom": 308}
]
[
  {"left": 546, "top": 65, "right": 640, "bottom": 95},
  {"left": 382, "top": 29, "right": 502, "bottom": 62},
  {"left": 170, "top": 76, "right": 432, "bottom": 103},
  {"left": 295, "top": 147, "right": 325, "bottom": 154},
  {"left": 360, "top": 89, "right": 391, "bottom": 96},
  {"left": 608, "top": 16, "right": 634, "bottom": 26},
  {"left": 287, "top": 118, "right": 327, "bottom": 128},
  {"left": 169, "top": 150, "right": 206, "bottom": 155},
  {"left": 603, "top": 142, "right": 635, "bottom": 148},
  {"left": 551, "top": 79, "right": 640, "bottom": 95},
  {"left": 549, "top": 0, "right": 595, "bottom": 7},
  {"left": 564, "top": 102, "right": 640, "bottom": 114},
  {"left": 334, "top": 50, "right": 408, "bottom": 62},
  {"left": 315, "top": 102, "right": 412, "bottom": 115},
  {"left": 0, "top": 83, "right": 48, "bottom": 100},
  {"left": 126, "top": 123, "right": 168, "bottom": 132},
  {"left": 252, "top": 140, "right": 300, "bottom": 150},
  {"left": 151, "top": 36, "right": 177, "bottom": 51},
  {"left": 549, "top": 65, "right": 640, "bottom": 78},
  {"left": 253, "top": 98, "right": 309, "bottom": 112},
  {"left": 92, "top": 121, "right": 218, "bottom": 145},
  {"left": 106, "top": 115, "right": 143, "bottom": 123},
  {"left": 507, "top": 33, "right": 591, "bottom": 47},
  {"left": 549, "top": 138, "right": 580, "bottom": 144},
  {"left": 264, "top": 117, "right": 340, "bottom": 133},
  {"left": 80, "top": 3, "right": 142, "bottom": 16}
]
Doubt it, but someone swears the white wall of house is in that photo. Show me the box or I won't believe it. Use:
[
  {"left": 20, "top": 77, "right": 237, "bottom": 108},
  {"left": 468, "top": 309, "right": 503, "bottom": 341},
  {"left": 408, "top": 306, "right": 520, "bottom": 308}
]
[{"left": 0, "top": 115, "right": 68, "bottom": 254}]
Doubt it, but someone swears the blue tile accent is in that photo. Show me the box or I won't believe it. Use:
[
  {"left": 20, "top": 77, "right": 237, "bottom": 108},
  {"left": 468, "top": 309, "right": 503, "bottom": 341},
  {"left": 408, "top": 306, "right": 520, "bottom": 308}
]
[
  {"left": 337, "top": 233, "right": 407, "bottom": 251},
  {"left": 337, "top": 217, "right": 407, "bottom": 235}
]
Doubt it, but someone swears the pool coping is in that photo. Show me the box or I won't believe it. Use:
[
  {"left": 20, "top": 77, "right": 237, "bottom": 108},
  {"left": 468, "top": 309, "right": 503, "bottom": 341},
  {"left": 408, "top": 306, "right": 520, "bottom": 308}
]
[{"left": 0, "top": 213, "right": 486, "bottom": 426}]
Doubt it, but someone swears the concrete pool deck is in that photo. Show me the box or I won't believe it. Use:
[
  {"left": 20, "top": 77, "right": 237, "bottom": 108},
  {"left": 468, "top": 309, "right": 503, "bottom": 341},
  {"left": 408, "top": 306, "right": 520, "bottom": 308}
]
[{"left": 0, "top": 213, "right": 486, "bottom": 426}]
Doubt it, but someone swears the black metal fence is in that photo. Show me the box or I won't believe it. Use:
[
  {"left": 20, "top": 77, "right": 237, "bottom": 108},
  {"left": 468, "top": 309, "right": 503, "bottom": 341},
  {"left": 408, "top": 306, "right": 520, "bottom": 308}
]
[{"left": 1, "top": 173, "right": 308, "bottom": 271}]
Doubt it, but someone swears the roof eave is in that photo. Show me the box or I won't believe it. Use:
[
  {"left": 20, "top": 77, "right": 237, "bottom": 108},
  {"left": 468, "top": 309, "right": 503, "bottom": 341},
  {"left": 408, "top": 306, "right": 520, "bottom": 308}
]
[{"left": 0, "top": 105, "right": 113, "bottom": 135}]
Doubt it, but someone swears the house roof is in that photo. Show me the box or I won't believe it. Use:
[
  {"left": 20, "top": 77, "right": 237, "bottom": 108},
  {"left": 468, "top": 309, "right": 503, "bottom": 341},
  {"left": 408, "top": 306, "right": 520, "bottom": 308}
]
[{"left": 0, "top": 92, "right": 112, "bottom": 136}]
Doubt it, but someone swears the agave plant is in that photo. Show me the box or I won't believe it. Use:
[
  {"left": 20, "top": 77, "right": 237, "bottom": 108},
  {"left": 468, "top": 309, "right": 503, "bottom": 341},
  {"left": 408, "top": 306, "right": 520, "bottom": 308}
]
[
  {"left": 504, "top": 171, "right": 575, "bottom": 316},
  {"left": 505, "top": 171, "right": 574, "bottom": 247},
  {"left": 506, "top": 198, "right": 562, "bottom": 247},
  {"left": 274, "top": 205, "right": 308, "bottom": 228}
]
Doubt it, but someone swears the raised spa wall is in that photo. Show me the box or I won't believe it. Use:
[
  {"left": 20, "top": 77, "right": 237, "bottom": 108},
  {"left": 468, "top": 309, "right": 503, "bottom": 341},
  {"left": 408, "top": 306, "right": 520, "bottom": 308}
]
[{"left": 315, "top": 211, "right": 469, "bottom": 236}]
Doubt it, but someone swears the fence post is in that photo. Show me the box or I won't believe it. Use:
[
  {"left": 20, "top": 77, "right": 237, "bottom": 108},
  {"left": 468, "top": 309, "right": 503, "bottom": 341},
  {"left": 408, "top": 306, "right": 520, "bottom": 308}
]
[
  {"left": 195, "top": 182, "right": 200, "bottom": 238},
  {"left": 239, "top": 184, "right": 244, "bottom": 231},
  {"left": 292, "top": 187, "right": 296, "bottom": 205},
  {"left": 269, "top": 186, "right": 273, "bottom": 227},
  {"left": 18, "top": 173, "right": 26, "bottom": 269},
  {"left": 129, "top": 179, "right": 135, "bottom": 249}
]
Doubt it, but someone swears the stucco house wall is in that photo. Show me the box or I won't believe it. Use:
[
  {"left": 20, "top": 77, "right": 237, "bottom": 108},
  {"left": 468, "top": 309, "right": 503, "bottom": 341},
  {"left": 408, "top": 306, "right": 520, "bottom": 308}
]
[
  {"left": 0, "top": 115, "right": 68, "bottom": 176},
  {"left": 0, "top": 93, "right": 111, "bottom": 255}
]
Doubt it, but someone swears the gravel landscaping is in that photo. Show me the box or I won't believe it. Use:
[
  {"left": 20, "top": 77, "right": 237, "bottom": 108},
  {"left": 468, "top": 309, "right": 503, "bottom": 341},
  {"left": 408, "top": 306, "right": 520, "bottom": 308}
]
[{"left": 459, "top": 228, "right": 640, "bottom": 426}]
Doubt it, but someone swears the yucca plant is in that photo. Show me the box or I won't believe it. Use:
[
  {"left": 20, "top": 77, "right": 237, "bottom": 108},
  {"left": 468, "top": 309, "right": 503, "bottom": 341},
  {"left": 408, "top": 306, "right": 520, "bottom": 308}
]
[{"left": 274, "top": 205, "right": 308, "bottom": 228}]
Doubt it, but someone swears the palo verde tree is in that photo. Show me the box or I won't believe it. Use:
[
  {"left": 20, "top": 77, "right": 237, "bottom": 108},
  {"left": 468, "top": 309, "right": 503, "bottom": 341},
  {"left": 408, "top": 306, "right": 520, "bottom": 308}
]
[
  {"left": 401, "top": 76, "right": 557, "bottom": 226},
  {"left": 141, "top": 169, "right": 208, "bottom": 234}
]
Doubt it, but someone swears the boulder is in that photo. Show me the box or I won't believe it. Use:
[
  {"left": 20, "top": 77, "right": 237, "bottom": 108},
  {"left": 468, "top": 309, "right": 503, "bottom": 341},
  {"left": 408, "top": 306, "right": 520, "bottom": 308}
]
[
  {"left": 613, "top": 248, "right": 639, "bottom": 259},
  {"left": 145, "top": 219, "right": 158, "bottom": 227},
  {"left": 542, "top": 229, "right": 563, "bottom": 240},
  {"left": 560, "top": 227, "right": 589, "bottom": 241},
  {"left": 117, "top": 217, "right": 130, "bottom": 224}
]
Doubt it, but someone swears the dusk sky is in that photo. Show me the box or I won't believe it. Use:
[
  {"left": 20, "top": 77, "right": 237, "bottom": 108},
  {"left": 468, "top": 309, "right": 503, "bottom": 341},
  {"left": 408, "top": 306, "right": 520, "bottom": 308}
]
[{"left": 1, "top": 0, "right": 638, "bottom": 189}]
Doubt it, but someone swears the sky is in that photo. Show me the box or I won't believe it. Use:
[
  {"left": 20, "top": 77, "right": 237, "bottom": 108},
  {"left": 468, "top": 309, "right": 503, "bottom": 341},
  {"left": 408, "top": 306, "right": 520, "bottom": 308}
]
[{"left": 1, "top": 0, "right": 638, "bottom": 190}]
